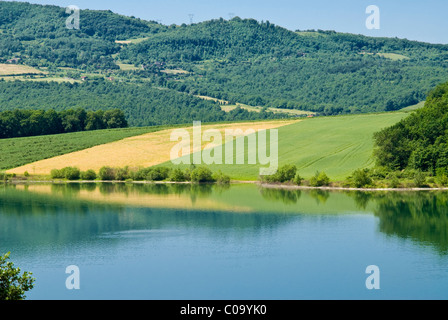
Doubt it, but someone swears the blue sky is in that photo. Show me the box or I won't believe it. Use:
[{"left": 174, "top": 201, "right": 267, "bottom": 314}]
[{"left": 6, "top": 0, "right": 448, "bottom": 44}]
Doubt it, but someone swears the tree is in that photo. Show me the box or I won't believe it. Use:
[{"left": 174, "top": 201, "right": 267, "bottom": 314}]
[{"left": 0, "top": 252, "right": 35, "bottom": 300}]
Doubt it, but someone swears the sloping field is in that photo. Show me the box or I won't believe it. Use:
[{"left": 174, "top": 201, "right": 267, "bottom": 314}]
[
  {"left": 0, "top": 63, "right": 46, "bottom": 76},
  {"left": 159, "top": 112, "right": 408, "bottom": 181},
  {"left": 0, "top": 126, "right": 168, "bottom": 170},
  {"left": 8, "top": 120, "right": 297, "bottom": 175}
]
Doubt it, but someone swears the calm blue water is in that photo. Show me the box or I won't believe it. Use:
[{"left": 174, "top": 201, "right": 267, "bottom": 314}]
[{"left": 1, "top": 183, "right": 447, "bottom": 300}]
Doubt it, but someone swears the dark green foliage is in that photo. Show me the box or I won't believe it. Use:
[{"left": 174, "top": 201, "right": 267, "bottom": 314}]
[
  {"left": 0, "top": 107, "right": 127, "bottom": 139},
  {"left": 51, "top": 169, "right": 64, "bottom": 179},
  {"left": 0, "top": 81, "right": 284, "bottom": 128},
  {"left": 146, "top": 167, "right": 171, "bottom": 181},
  {"left": 169, "top": 168, "right": 186, "bottom": 182},
  {"left": 350, "top": 169, "right": 373, "bottom": 188},
  {"left": 80, "top": 169, "right": 97, "bottom": 181},
  {"left": 61, "top": 167, "right": 81, "bottom": 180},
  {"left": 212, "top": 170, "right": 231, "bottom": 184},
  {"left": 0, "top": 2, "right": 163, "bottom": 69},
  {"left": 413, "top": 170, "right": 427, "bottom": 188},
  {"left": 130, "top": 168, "right": 152, "bottom": 181},
  {"left": 0, "top": 252, "right": 35, "bottom": 300},
  {"left": 191, "top": 167, "right": 215, "bottom": 183},
  {"left": 309, "top": 171, "right": 331, "bottom": 187},
  {"left": 374, "top": 81, "right": 448, "bottom": 174},
  {"left": 120, "top": 18, "right": 448, "bottom": 114},
  {"left": 99, "top": 166, "right": 116, "bottom": 181},
  {"left": 261, "top": 164, "right": 297, "bottom": 183},
  {"left": 115, "top": 167, "right": 130, "bottom": 181},
  {"left": 387, "top": 172, "right": 401, "bottom": 188},
  {"left": 2, "top": 2, "right": 448, "bottom": 119},
  {"left": 294, "top": 173, "right": 303, "bottom": 186}
]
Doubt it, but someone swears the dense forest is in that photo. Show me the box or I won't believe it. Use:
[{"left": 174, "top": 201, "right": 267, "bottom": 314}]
[
  {"left": 374, "top": 80, "right": 448, "bottom": 174},
  {"left": 0, "top": 108, "right": 127, "bottom": 138},
  {"left": 119, "top": 18, "right": 448, "bottom": 114},
  {"left": 1, "top": 1, "right": 448, "bottom": 121},
  {"left": 0, "top": 80, "right": 284, "bottom": 127}
]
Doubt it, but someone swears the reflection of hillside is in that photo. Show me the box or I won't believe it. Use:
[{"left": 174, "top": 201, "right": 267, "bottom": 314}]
[
  {"left": 2, "top": 185, "right": 448, "bottom": 254},
  {"left": 0, "top": 185, "right": 293, "bottom": 248},
  {"left": 346, "top": 191, "right": 448, "bottom": 255}
]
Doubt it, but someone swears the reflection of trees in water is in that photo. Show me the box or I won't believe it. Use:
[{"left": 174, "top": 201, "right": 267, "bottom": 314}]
[
  {"left": 308, "top": 189, "right": 330, "bottom": 204},
  {"left": 345, "top": 191, "right": 374, "bottom": 210},
  {"left": 260, "top": 188, "right": 302, "bottom": 204},
  {"left": 347, "top": 191, "right": 448, "bottom": 255},
  {"left": 375, "top": 192, "right": 448, "bottom": 254},
  {"left": 4, "top": 184, "right": 448, "bottom": 254},
  {"left": 0, "top": 185, "right": 292, "bottom": 246}
]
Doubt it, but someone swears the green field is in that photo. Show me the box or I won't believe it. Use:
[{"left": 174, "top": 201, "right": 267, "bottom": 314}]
[
  {"left": 401, "top": 101, "right": 425, "bottom": 112},
  {"left": 159, "top": 112, "right": 408, "bottom": 181},
  {"left": 2, "top": 112, "right": 408, "bottom": 181},
  {"left": 0, "top": 126, "right": 170, "bottom": 170}
]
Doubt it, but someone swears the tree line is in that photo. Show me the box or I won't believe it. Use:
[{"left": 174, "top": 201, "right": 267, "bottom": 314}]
[{"left": 0, "top": 108, "right": 128, "bottom": 139}]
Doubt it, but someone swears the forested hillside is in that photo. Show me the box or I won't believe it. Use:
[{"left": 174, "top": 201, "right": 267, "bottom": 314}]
[
  {"left": 0, "top": 80, "right": 283, "bottom": 126},
  {"left": 374, "top": 80, "right": 448, "bottom": 174},
  {"left": 1, "top": 1, "right": 448, "bottom": 123}
]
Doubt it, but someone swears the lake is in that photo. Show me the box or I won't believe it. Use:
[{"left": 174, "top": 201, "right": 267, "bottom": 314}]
[{"left": 1, "top": 183, "right": 447, "bottom": 300}]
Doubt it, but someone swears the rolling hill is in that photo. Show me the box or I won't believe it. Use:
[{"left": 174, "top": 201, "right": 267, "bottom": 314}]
[
  {"left": 6, "top": 112, "right": 407, "bottom": 181},
  {"left": 0, "top": 1, "right": 447, "bottom": 124}
]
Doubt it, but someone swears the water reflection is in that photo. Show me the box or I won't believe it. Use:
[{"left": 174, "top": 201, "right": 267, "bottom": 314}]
[{"left": 1, "top": 183, "right": 448, "bottom": 254}]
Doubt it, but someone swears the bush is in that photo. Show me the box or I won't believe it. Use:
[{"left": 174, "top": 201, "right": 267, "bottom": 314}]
[
  {"left": 80, "top": 169, "right": 97, "bottom": 181},
  {"left": 50, "top": 169, "right": 64, "bottom": 179},
  {"left": 212, "top": 170, "right": 231, "bottom": 184},
  {"left": 116, "top": 167, "right": 130, "bottom": 181},
  {"left": 436, "top": 168, "right": 448, "bottom": 186},
  {"left": 294, "top": 173, "right": 303, "bottom": 186},
  {"left": 351, "top": 169, "right": 372, "bottom": 188},
  {"left": 413, "top": 170, "right": 427, "bottom": 188},
  {"left": 262, "top": 164, "right": 297, "bottom": 183},
  {"left": 62, "top": 167, "right": 80, "bottom": 180},
  {"left": 387, "top": 172, "right": 400, "bottom": 188},
  {"left": 183, "top": 168, "right": 193, "bottom": 182},
  {"left": 130, "top": 167, "right": 151, "bottom": 181},
  {"left": 170, "top": 168, "right": 186, "bottom": 182},
  {"left": 147, "top": 167, "right": 171, "bottom": 181},
  {"left": 309, "top": 171, "right": 330, "bottom": 187},
  {"left": 99, "top": 166, "right": 116, "bottom": 181},
  {"left": 191, "top": 167, "right": 215, "bottom": 183}
]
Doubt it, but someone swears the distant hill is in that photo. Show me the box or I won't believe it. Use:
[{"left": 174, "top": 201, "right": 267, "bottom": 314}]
[{"left": 0, "top": 1, "right": 448, "bottom": 123}]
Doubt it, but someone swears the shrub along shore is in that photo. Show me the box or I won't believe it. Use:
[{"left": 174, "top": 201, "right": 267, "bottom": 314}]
[
  {"left": 40, "top": 165, "right": 232, "bottom": 184},
  {"left": 2, "top": 164, "right": 448, "bottom": 191},
  {"left": 0, "top": 165, "right": 448, "bottom": 191}
]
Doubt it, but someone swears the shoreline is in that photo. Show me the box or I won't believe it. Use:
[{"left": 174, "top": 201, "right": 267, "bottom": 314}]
[{"left": 2, "top": 179, "right": 448, "bottom": 192}]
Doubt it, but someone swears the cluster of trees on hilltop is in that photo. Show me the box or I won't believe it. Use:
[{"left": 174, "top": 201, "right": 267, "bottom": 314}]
[
  {"left": 374, "top": 81, "right": 448, "bottom": 174},
  {"left": 0, "top": 80, "right": 287, "bottom": 128},
  {"left": 0, "top": 108, "right": 127, "bottom": 139},
  {"left": 0, "top": 1, "right": 165, "bottom": 69}
]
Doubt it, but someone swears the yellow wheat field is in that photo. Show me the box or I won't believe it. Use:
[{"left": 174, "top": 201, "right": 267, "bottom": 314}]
[{"left": 8, "top": 120, "right": 299, "bottom": 176}]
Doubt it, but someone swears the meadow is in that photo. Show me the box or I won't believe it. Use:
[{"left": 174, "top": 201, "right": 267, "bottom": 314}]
[
  {"left": 4, "top": 112, "right": 407, "bottom": 181},
  {"left": 6, "top": 120, "right": 296, "bottom": 175},
  {"left": 158, "top": 112, "right": 408, "bottom": 181}
]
